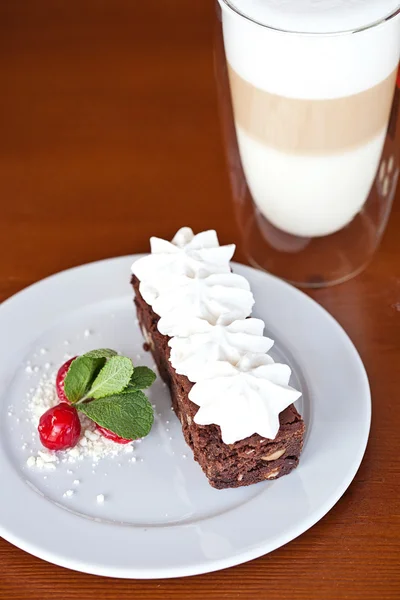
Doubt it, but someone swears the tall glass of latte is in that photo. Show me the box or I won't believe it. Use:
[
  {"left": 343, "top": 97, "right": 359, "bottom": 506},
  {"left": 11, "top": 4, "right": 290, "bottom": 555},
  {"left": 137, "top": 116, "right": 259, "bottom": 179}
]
[{"left": 215, "top": 0, "right": 400, "bottom": 287}]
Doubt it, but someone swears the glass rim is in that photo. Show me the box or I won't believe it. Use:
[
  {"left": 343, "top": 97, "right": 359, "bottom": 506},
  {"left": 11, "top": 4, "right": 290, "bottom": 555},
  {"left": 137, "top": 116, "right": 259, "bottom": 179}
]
[{"left": 220, "top": 0, "right": 400, "bottom": 37}]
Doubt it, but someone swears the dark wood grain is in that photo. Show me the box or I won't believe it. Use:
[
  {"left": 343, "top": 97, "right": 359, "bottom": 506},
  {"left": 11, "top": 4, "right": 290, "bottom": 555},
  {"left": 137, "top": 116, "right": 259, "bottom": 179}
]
[{"left": 0, "top": 2, "right": 399, "bottom": 599}]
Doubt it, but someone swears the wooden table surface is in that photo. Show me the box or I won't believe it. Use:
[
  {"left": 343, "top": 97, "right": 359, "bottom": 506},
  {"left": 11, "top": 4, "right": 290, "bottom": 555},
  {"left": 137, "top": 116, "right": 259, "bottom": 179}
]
[{"left": 1, "top": 2, "right": 399, "bottom": 599}]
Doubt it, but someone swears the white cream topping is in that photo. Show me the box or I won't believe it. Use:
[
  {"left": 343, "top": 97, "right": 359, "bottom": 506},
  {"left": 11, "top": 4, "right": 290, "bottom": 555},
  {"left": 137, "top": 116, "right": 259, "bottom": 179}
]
[
  {"left": 189, "top": 355, "right": 302, "bottom": 444},
  {"left": 169, "top": 318, "right": 273, "bottom": 382},
  {"left": 155, "top": 273, "right": 255, "bottom": 337},
  {"left": 132, "top": 227, "right": 235, "bottom": 306},
  {"left": 133, "top": 227, "right": 302, "bottom": 444}
]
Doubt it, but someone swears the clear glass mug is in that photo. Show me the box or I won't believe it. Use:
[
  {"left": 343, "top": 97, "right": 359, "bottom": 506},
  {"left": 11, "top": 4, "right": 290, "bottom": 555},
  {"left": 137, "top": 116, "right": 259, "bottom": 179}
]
[{"left": 215, "top": 2, "right": 400, "bottom": 288}]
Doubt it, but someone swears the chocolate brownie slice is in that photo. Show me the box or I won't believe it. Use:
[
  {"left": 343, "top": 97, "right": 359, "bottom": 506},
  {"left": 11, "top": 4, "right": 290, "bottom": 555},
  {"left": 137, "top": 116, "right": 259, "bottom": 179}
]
[{"left": 132, "top": 275, "right": 305, "bottom": 489}]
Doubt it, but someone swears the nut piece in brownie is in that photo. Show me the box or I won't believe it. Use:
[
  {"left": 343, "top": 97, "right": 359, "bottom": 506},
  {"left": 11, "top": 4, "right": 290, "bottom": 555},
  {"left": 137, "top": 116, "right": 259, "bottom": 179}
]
[{"left": 132, "top": 275, "right": 305, "bottom": 489}]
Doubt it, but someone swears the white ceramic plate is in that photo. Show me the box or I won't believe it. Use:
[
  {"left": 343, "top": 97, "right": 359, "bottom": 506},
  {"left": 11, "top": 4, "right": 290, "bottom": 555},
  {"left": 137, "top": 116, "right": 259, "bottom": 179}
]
[{"left": 0, "top": 256, "right": 370, "bottom": 578}]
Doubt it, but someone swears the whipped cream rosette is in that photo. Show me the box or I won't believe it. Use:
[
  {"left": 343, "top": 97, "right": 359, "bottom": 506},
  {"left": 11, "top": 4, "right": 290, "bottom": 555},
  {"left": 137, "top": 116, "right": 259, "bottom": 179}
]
[
  {"left": 132, "top": 227, "right": 235, "bottom": 306},
  {"left": 154, "top": 273, "right": 255, "bottom": 337},
  {"left": 169, "top": 318, "right": 273, "bottom": 382},
  {"left": 189, "top": 355, "right": 302, "bottom": 444}
]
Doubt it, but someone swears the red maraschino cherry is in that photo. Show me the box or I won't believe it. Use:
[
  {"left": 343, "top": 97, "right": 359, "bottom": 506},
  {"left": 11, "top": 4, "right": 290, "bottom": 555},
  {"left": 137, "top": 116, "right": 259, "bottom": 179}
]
[
  {"left": 56, "top": 356, "right": 77, "bottom": 403},
  {"left": 38, "top": 403, "right": 81, "bottom": 451}
]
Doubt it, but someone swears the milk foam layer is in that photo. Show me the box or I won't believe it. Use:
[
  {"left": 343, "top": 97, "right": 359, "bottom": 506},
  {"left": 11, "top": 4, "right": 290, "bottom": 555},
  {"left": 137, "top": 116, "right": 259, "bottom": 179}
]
[
  {"left": 221, "top": 4, "right": 400, "bottom": 98},
  {"left": 224, "top": 0, "right": 399, "bottom": 35}
]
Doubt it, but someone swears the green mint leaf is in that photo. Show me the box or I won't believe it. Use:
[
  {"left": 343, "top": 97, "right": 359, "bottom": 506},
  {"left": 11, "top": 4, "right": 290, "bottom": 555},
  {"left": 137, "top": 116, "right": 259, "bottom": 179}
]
[
  {"left": 83, "top": 348, "right": 118, "bottom": 359},
  {"left": 87, "top": 355, "right": 134, "bottom": 399},
  {"left": 77, "top": 391, "right": 154, "bottom": 439},
  {"left": 126, "top": 366, "right": 157, "bottom": 390},
  {"left": 64, "top": 356, "right": 106, "bottom": 404}
]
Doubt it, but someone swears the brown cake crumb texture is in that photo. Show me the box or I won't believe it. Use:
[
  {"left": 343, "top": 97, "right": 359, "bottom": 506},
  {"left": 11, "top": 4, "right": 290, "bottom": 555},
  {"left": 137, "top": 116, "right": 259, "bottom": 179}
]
[{"left": 132, "top": 275, "right": 305, "bottom": 489}]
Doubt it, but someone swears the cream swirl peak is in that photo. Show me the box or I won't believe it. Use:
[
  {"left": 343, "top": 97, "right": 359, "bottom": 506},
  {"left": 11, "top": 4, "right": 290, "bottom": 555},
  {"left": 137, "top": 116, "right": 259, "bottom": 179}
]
[
  {"left": 169, "top": 318, "right": 273, "bottom": 382},
  {"left": 189, "top": 355, "right": 302, "bottom": 444},
  {"left": 155, "top": 273, "right": 254, "bottom": 337},
  {"left": 132, "top": 227, "right": 236, "bottom": 306}
]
